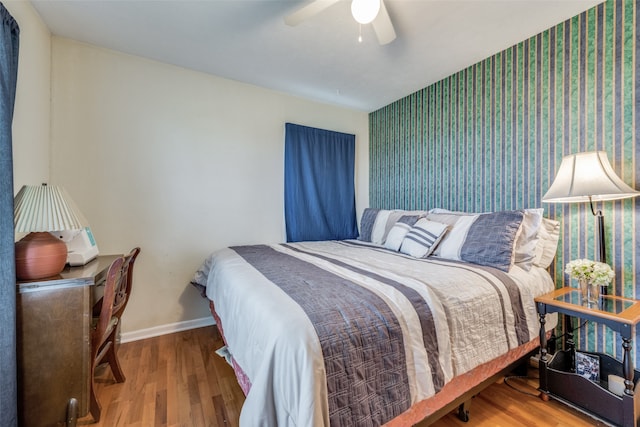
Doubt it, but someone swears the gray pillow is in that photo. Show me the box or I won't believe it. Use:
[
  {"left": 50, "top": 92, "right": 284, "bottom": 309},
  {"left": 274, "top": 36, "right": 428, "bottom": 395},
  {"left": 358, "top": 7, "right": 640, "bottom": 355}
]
[
  {"left": 358, "top": 208, "right": 380, "bottom": 242},
  {"left": 460, "top": 210, "right": 524, "bottom": 271}
]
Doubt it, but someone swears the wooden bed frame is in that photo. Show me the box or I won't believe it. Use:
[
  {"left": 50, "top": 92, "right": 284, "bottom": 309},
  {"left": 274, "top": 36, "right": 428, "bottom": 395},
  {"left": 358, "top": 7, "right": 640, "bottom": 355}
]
[{"left": 208, "top": 299, "right": 542, "bottom": 426}]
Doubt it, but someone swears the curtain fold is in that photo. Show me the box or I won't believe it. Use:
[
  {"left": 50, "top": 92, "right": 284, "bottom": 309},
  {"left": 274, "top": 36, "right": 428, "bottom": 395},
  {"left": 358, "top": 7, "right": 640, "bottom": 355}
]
[
  {"left": 0, "top": 3, "right": 19, "bottom": 427},
  {"left": 284, "top": 123, "right": 358, "bottom": 242}
]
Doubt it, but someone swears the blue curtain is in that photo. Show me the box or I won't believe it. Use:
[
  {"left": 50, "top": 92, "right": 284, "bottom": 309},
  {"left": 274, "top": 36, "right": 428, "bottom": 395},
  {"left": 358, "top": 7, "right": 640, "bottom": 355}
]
[
  {"left": 284, "top": 123, "right": 358, "bottom": 242},
  {"left": 0, "top": 3, "right": 18, "bottom": 426}
]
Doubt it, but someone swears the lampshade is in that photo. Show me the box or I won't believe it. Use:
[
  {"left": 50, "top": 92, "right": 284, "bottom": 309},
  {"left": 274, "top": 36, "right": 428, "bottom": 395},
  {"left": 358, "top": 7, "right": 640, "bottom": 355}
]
[
  {"left": 351, "top": 0, "right": 380, "bottom": 24},
  {"left": 542, "top": 151, "right": 640, "bottom": 203},
  {"left": 14, "top": 184, "right": 86, "bottom": 280},
  {"left": 14, "top": 184, "right": 85, "bottom": 232},
  {"left": 543, "top": 151, "right": 638, "bottom": 268}
]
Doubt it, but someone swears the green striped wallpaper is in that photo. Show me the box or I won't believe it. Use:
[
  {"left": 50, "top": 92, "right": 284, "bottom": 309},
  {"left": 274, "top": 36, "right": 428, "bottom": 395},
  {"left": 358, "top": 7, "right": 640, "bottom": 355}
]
[{"left": 369, "top": 0, "right": 639, "bottom": 360}]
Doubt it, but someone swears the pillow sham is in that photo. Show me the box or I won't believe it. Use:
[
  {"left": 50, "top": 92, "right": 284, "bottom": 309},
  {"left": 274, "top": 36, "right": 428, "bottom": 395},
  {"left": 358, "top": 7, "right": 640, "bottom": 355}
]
[
  {"left": 384, "top": 215, "right": 422, "bottom": 251},
  {"left": 427, "top": 208, "right": 544, "bottom": 271},
  {"left": 426, "top": 210, "right": 525, "bottom": 271},
  {"left": 459, "top": 210, "right": 524, "bottom": 271},
  {"left": 513, "top": 208, "right": 544, "bottom": 271},
  {"left": 425, "top": 211, "right": 479, "bottom": 258},
  {"left": 533, "top": 217, "right": 561, "bottom": 269},
  {"left": 358, "top": 208, "right": 380, "bottom": 242},
  {"left": 372, "top": 210, "right": 409, "bottom": 245},
  {"left": 399, "top": 218, "right": 449, "bottom": 258}
]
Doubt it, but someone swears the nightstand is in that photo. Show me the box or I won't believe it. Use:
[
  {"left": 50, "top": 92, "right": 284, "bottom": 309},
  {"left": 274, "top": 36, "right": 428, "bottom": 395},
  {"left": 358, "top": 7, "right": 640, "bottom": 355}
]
[
  {"left": 535, "top": 287, "right": 640, "bottom": 427},
  {"left": 16, "top": 255, "right": 121, "bottom": 427}
]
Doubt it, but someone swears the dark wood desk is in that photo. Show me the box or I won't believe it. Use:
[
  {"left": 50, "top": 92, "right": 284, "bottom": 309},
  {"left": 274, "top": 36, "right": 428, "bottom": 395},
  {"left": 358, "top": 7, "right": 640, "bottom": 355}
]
[{"left": 16, "top": 255, "right": 120, "bottom": 427}]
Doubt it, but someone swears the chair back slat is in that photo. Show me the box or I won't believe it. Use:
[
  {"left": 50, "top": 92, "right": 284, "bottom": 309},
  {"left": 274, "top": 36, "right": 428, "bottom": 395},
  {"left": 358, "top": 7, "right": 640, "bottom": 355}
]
[
  {"left": 112, "top": 247, "right": 140, "bottom": 319},
  {"left": 93, "top": 256, "right": 125, "bottom": 349}
]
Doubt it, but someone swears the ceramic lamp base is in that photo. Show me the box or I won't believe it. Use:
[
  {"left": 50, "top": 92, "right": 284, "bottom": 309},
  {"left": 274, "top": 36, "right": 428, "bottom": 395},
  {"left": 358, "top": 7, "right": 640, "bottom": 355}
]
[{"left": 15, "top": 232, "right": 68, "bottom": 280}]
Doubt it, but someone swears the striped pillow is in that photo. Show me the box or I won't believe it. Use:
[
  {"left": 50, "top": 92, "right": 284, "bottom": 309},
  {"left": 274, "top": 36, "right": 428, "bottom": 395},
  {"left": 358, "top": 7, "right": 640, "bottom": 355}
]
[
  {"left": 384, "top": 215, "right": 421, "bottom": 251},
  {"left": 400, "top": 219, "right": 449, "bottom": 258},
  {"left": 360, "top": 208, "right": 430, "bottom": 245}
]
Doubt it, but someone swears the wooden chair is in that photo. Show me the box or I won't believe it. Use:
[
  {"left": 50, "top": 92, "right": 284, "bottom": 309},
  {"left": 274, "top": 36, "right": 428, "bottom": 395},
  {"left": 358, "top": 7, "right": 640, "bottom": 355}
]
[
  {"left": 110, "top": 247, "right": 140, "bottom": 325},
  {"left": 89, "top": 247, "right": 140, "bottom": 422}
]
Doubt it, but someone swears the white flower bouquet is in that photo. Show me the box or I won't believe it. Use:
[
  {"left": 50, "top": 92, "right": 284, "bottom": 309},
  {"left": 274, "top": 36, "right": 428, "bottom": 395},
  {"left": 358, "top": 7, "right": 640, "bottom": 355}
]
[{"left": 565, "top": 259, "right": 615, "bottom": 285}]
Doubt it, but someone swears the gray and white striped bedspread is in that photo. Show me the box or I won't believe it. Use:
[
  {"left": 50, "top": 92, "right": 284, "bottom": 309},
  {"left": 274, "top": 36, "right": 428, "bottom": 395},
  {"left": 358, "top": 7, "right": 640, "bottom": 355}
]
[{"left": 193, "top": 240, "right": 555, "bottom": 427}]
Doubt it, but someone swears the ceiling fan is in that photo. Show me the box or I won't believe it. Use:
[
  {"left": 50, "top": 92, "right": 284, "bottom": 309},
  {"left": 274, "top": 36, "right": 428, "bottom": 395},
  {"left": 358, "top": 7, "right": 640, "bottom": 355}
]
[{"left": 284, "top": 0, "right": 397, "bottom": 45}]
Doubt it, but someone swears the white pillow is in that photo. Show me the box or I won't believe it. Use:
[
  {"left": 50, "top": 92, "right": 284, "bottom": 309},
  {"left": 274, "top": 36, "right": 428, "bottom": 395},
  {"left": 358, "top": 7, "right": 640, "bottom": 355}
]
[
  {"left": 384, "top": 222, "right": 413, "bottom": 251},
  {"left": 513, "top": 208, "right": 544, "bottom": 271},
  {"left": 533, "top": 217, "right": 561, "bottom": 269},
  {"left": 399, "top": 219, "right": 449, "bottom": 258},
  {"left": 370, "top": 210, "right": 393, "bottom": 245},
  {"left": 370, "top": 210, "right": 427, "bottom": 245}
]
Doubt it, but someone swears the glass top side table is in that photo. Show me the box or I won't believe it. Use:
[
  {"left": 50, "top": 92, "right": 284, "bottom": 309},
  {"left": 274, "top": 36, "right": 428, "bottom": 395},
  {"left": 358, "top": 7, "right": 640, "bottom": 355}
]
[{"left": 535, "top": 287, "right": 640, "bottom": 427}]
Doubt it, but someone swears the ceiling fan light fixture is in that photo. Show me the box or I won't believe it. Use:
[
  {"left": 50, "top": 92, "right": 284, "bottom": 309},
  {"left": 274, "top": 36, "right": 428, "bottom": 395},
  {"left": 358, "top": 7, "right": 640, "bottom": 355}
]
[{"left": 351, "top": 0, "right": 380, "bottom": 24}]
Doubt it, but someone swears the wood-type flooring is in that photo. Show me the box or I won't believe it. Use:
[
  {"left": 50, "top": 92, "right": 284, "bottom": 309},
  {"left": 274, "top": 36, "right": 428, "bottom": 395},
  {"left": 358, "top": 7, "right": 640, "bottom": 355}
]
[{"left": 79, "top": 326, "right": 604, "bottom": 427}]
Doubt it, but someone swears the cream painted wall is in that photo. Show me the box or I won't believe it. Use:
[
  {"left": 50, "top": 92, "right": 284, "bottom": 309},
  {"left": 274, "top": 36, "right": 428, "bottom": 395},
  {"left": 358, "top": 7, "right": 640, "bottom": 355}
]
[
  {"left": 50, "top": 37, "right": 369, "bottom": 334},
  {"left": 4, "top": 0, "right": 51, "bottom": 193}
]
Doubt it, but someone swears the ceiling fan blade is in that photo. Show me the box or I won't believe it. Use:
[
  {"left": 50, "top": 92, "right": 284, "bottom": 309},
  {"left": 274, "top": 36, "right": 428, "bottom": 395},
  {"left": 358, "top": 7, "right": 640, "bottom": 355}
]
[
  {"left": 372, "top": 0, "right": 396, "bottom": 45},
  {"left": 284, "top": 0, "right": 341, "bottom": 26}
]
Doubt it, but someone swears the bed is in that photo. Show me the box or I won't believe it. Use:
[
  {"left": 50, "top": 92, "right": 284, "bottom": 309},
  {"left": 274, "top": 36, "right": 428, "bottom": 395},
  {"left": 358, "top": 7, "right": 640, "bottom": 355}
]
[{"left": 191, "top": 208, "right": 560, "bottom": 426}]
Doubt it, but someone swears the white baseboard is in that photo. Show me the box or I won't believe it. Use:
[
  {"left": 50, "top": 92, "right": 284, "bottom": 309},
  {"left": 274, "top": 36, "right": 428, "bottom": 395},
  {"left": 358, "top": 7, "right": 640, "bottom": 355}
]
[{"left": 121, "top": 316, "right": 216, "bottom": 343}]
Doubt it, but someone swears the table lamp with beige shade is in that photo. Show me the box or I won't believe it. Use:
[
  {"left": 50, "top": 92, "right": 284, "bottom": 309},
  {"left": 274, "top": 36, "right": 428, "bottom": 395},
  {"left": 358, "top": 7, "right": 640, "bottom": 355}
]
[{"left": 14, "top": 184, "right": 95, "bottom": 280}]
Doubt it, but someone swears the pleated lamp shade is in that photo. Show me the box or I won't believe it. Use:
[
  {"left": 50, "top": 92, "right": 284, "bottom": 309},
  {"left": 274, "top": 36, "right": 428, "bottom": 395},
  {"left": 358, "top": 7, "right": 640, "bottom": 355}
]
[{"left": 14, "top": 184, "right": 86, "bottom": 280}]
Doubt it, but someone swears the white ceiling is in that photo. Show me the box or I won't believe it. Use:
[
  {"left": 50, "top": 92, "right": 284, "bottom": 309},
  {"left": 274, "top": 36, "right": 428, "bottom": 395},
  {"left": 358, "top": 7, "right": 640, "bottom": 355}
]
[{"left": 31, "top": 0, "right": 603, "bottom": 112}]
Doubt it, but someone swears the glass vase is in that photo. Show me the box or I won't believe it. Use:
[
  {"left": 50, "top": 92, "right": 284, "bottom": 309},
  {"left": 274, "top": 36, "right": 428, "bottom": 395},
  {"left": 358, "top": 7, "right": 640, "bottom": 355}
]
[
  {"left": 587, "top": 281, "right": 600, "bottom": 304},
  {"left": 578, "top": 279, "right": 600, "bottom": 305},
  {"left": 578, "top": 279, "right": 588, "bottom": 301}
]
